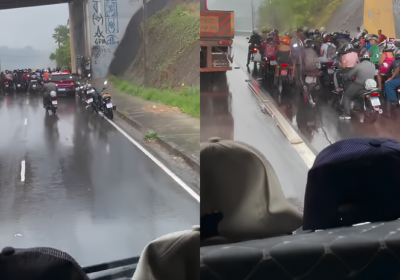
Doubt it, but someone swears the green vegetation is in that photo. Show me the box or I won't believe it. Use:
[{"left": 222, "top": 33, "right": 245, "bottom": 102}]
[
  {"left": 110, "top": 76, "right": 200, "bottom": 119},
  {"left": 142, "top": 4, "right": 200, "bottom": 88},
  {"left": 257, "top": 0, "right": 346, "bottom": 33},
  {"left": 49, "top": 20, "right": 71, "bottom": 69},
  {"left": 144, "top": 131, "right": 158, "bottom": 143}
]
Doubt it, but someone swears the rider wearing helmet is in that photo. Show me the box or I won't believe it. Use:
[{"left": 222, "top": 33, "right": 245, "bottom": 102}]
[
  {"left": 319, "top": 34, "right": 336, "bottom": 63},
  {"left": 43, "top": 81, "right": 58, "bottom": 108},
  {"left": 247, "top": 28, "right": 262, "bottom": 66},
  {"left": 43, "top": 69, "right": 50, "bottom": 81},
  {"left": 313, "top": 29, "right": 323, "bottom": 55},
  {"left": 366, "top": 34, "right": 381, "bottom": 66},
  {"left": 276, "top": 36, "right": 292, "bottom": 65},
  {"left": 339, "top": 52, "right": 375, "bottom": 120},
  {"left": 376, "top": 41, "right": 395, "bottom": 89},
  {"left": 333, "top": 43, "right": 359, "bottom": 94},
  {"left": 384, "top": 50, "right": 400, "bottom": 105},
  {"left": 302, "top": 39, "right": 321, "bottom": 106},
  {"left": 302, "top": 27, "right": 309, "bottom": 36},
  {"left": 4, "top": 70, "right": 16, "bottom": 91},
  {"left": 272, "top": 29, "right": 280, "bottom": 46},
  {"left": 261, "top": 27, "right": 270, "bottom": 41},
  {"left": 350, "top": 38, "right": 362, "bottom": 53},
  {"left": 320, "top": 27, "right": 326, "bottom": 33}
]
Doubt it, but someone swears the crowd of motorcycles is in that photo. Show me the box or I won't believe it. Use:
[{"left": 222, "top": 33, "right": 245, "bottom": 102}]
[
  {"left": 0, "top": 68, "right": 116, "bottom": 120},
  {"left": 248, "top": 27, "right": 400, "bottom": 120},
  {"left": 0, "top": 68, "right": 51, "bottom": 94}
]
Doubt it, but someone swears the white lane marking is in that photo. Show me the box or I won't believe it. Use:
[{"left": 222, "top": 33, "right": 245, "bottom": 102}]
[
  {"left": 21, "top": 161, "right": 26, "bottom": 182},
  {"left": 24, "top": 118, "right": 27, "bottom": 125},
  {"left": 100, "top": 113, "right": 200, "bottom": 202}
]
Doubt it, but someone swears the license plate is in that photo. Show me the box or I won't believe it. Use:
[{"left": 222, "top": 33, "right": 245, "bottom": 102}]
[
  {"left": 5, "top": 85, "right": 9, "bottom": 87},
  {"left": 52, "top": 101, "right": 58, "bottom": 105},
  {"left": 106, "top": 103, "right": 113, "bottom": 108},
  {"left": 270, "top": 60, "right": 277, "bottom": 65},
  {"left": 327, "top": 68, "right": 335, "bottom": 74},
  {"left": 370, "top": 97, "right": 380, "bottom": 106},
  {"left": 58, "top": 88, "right": 65, "bottom": 91},
  {"left": 305, "top": 77, "right": 316, "bottom": 84},
  {"left": 32, "top": 85, "right": 36, "bottom": 88},
  {"left": 253, "top": 52, "right": 262, "bottom": 62},
  {"left": 375, "top": 69, "right": 379, "bottom": 75},
  {"left": 17, "top": 84, "right": 21, "bottom": 87},
  {"left": 212, "top": 60, "right": 229, "bottom": 67},
  {"left": 87, "top": 98, "right": 93, "bottom": 103},
  {"left": 281, "top": 69, "right": 288, "bottom": 76}
]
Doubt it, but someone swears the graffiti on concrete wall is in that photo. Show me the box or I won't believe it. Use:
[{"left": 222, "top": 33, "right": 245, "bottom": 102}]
[{"left": 89, "top": 0, "right": 142, "bottom": 78}]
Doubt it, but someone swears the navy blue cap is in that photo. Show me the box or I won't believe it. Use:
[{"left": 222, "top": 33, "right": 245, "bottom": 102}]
[{"left": 303, "top": 138, "right": 400, "bottom": 230}]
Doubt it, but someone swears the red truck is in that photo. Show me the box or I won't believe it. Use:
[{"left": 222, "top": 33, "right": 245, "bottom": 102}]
[{"left": 200, "top": 0, "right": 235, "bottom": 72}]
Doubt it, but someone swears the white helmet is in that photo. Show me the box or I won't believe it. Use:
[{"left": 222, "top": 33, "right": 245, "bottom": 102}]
[
  {"left": 320, "top": 27, "right": 326, "bottom": 33},
  {"left": 50, "top": 91, "right": 57, "bottom": 97}
]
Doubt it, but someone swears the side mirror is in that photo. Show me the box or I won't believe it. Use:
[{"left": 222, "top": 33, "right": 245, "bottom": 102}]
[
  {"left": 104, "top": 80, "right": 108, "bottom": 85},
  {"left": 246, "top": 37, "right": 249, "bottom": 40},
  {"left": 88, "top": 74, "right": 91, "bottom": 78}
]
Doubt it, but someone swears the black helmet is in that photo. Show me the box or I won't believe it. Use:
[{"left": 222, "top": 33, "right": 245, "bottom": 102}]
[
  {"left": 360, "top": 52, "right": 371, "bottom": 62},
  {"left": 338, "top": 43, "right": 354, "bottom": 54},
  {"left": 304, "top": 39, "right": 314, "bottom": 48},
  {"left": 351, "top": 38, "right": 361, "bottom": 48}
]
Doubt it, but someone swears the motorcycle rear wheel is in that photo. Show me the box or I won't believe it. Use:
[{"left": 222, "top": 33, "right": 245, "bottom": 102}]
[{"left": 108, "top": 108, "right": 113, "bottom": 120}]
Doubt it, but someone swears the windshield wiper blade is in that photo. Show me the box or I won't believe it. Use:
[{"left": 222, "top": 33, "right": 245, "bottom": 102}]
[{"left": 82, "top": 256, "right": 139, "bottom": 274}]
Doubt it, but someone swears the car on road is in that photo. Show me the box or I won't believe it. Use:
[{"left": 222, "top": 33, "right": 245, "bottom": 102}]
[{"left": 49, "top": 73, "right": 76, "bottom": 97}]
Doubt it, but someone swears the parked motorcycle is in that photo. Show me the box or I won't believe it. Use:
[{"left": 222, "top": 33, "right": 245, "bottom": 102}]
[
  {"left": 83, "top": 75, "right": 95, "bottom": 106},
  {"left": 45, "top": 91, "right": 58, "bottom": 115},
  {"left": 92, "top": 80, "right": 116, "bottom": 120}
]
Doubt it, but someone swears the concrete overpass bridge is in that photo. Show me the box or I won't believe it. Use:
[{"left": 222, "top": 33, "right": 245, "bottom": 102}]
[{"left": 0, "top": 0, "right": 179, "bottom": 79}]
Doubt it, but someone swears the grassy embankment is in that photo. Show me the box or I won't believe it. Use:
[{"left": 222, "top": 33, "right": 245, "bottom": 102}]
[
  {"left": 111, "top": 4, "right": 200, "bottom": 118},
  {"left": 110, "top": 76, "right": 200, "bottom": 119}
]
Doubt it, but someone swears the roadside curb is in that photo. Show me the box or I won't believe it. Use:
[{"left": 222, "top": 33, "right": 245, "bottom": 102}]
[
  {"left": 114, "top": 109, "right": 200, "bottom": 174},
  {"left": 247, "top": 82, "right": 316, "bottom": 169}
]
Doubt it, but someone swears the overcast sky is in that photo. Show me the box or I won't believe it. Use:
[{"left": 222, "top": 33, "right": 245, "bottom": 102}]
[{"left": 0, "top": 3, "right": 69, "bottom": 51}]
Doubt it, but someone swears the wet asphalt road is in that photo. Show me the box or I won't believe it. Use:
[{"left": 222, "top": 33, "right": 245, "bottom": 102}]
[
  {"left": 0, "top": 91, "right": 198, "bottom": 266},
  {"left": 326, "top": 0, "right": 364, "bottom": 36},
  {"left": 201, "top": 68, "right": 309, "bottom": 208},
  {"left": 233, "top": 35, "right": 400, "bottom": 154}
]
